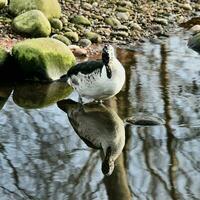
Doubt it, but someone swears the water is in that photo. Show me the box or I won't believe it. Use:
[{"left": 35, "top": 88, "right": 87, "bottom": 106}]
[{"left": 0, "top": 31, "right": 200, "bottom": 200}]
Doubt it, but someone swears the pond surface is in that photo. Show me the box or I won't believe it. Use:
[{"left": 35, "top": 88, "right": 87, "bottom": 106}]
[{"left": 0, "top": 31, "right": 200, "bottom": 200}]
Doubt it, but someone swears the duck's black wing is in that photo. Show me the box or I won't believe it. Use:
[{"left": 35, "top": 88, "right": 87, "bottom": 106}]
[{"left": 67, "top": 60, "right": 104, "bottom": 77}]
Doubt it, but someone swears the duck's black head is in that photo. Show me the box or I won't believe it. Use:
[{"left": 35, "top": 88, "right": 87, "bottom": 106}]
[{"left": 102, "top": 44, "right": 115, "bottom": 66}]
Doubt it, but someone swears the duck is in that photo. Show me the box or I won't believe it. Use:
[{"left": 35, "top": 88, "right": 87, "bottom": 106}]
[
  {"left": 60, "top": 44, "right": 125, "bottom": 104},
  {"left": 57, "top": 99, "right": 125, "bottom": 176}
]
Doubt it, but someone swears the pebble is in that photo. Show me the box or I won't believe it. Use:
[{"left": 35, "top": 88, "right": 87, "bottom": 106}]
[
  {"left": 68, "top": 45, "right": 87, "bottom": 57},
  {"left": 190, "top": 25, "right": 200, "bottom": 34},
  {"left": 179, "top": 3, "right": 192, "bottom": 11},
  {"left": 154, "top": 18, "right": 168, "bottom": 26},
  {"left": 51, "top": 34, "right": 71, "bottom": 46},
  {"left": 130, "top": 22, "right": 142, "bottom": 31},
  {"left": 79, "top": 38, "right": 92, "bottom": 48},
  {"left": 82, "top": 3, "right": 93, "bottom": 11},
  {"left": 105, "top": 17, "right": 121, "bottom": 28},
  {"left": 116, "top": 12, "right": 129, "bottom": 21},
  {"left": 64, "top": 31, "right": 79, "bottom": 42},
  {"left": 151, "top": 24, "right": 164, "bottom": 33},
  {"left": 114, "top": 24, "right": 128, "bottom": 31},
  {"left": 111, "top": 31, "right": 129, "bottom": 37},
  {"left": 85, "top": 31, "right": 102, "bottom": 43},
  {"left": 92, "top": 2, "right": 98, "bottom": 7},
  {"left": 117, "top": 1, "right": 133, "bottom": 8}
]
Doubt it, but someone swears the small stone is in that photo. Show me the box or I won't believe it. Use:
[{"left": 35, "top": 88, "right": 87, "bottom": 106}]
[
  {"left": 151, "top": 24, "right": 164, "bottom": 33},
  {"left": 116, "top": 12, "right": 129, "bottom": 21},
  {"left": 50, "top": 18, "right": 63, "bottom": 30},
  {"left": 111, "top": 31, "right": 129, "bottom": 37},
  {"left": 105, "top": 17, "right": 121, "bottom": 28},
  {"left": 179, "top": 3, "right": 192, "bottom": 11},
  {"left": 79, "top": 38, "right": 92, "bottom": 48},
  {"left": 85, "top": 32, "right": 102, "bottom": 43},
  {"left": 114, "top": 24, "right": 128, "bottom": 31},
  {"left": 154, "top": 18, "right": 168, "bottom": 26},
  {"left": 63, "top": 27, "right": 72, "bottom": 32},
  {"left": 64, "top": 31, "right": 79, "bottom": 42},
  {"left": 130, "top": 22, "right": 142, "bottom": 31},
  {"left": 61, "top": 18, "right": 68, "bottom": 26},
  {"left": 116, "top": 6, "right": 130, "bottom": 12},
  {"left": 68, "top": 45, "right": 87, "bottom": 57},
  {"left": 92, "top": 2, "right": 98, "bottom": 7},
  {"left": 82, "top": 2, "right": 92, "bottom": 10},
  {"left": 190, "top": 25, "right": 200, "bottom": 34},
  {"left": 51, "top": 34, "right": 71, "bottom": 46},
  {"left": 71, "top": 15, "right": 91, "bottom": 26}
]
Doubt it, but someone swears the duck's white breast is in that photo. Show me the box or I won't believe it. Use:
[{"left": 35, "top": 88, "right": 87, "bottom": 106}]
[{"left": 69, "top": 59, "right": 125, "bottom": 100}]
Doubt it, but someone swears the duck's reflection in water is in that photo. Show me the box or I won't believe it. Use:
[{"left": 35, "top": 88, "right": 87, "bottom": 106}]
[{"left": 57, "top": 99, "right": 125, "bottom": 176}]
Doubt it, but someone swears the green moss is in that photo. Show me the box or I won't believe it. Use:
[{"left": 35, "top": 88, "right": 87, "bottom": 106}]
[
  {"left": 13, "top": 82, "right": 72, "bottom": 109},
  {"left": 9, "top": 0, "right": 61, "bottom": 20},
  {"left": 12, "top": 38, "right": 76, "bottom": 81},
  {"left": 52, "top": 34, "right": 71, "bottom": 46},
  {"left": 50, "top": 18, "right": 63, "bottom": 30},
  {"left": 12, "top": 10, "right": 51, "bottom": 37},
  {"left": 0, "top": 47, "right": 8, "bottom": 67},
  {"left": 85, "top": 32, "right": 102, "bottom": 43},
  {"left": 71, "top": 15, "right": 91, "bottom": 26},
  {"left": 64, "top": 32, "right": 79, "bottom": 42}
]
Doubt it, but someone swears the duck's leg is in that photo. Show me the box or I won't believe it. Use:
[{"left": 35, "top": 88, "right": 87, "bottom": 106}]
[{"left": 78, "top": 95, "right": 83, "bottom": 104}]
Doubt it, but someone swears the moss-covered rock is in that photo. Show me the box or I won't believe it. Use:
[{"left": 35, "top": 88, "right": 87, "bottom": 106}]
[
  {"left": 0, "top": 47, "right": 8, "bottom": 67},
  {"left": 79, "top": 38, "right": 92, "bottom": 48},
  {"left": 50, "top": 18, "right": 63, "bottom": 30},
  {"left": 188, "top": 33, "right": 200, "bottom": 53},
  {"left": 13, "top": 82, "right": 72, "bottom": 109},
  {"left": 105, "top": 17, "right": 121, "bottom": 28},
  {"left": 85, "top": 32, "right": 102, "bottom": 43},
  {"left": 0, "top": 0, "right": 7, "bottom": 9},
  {"left": 71, "top": 15, "right": 91, "bottom": 26},
  {"left": 12, "top": 38, "right": 76, "bottom": 81},
  {"left": 64, "top": 31, "right": 79, "bottom": 42},
  {"left": 12, "top": 10, "right": 51, "bottom": 37},
  {"left": 9, "top": 0, "right": 61, "bottom": 20},
  {"left": 51, "top": 34, "right": 71, "bottom": 46}
]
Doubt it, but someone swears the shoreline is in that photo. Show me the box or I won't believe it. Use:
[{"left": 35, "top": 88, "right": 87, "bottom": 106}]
[{"left": 0, "top": 1, "right": 199, "bottom": 53}]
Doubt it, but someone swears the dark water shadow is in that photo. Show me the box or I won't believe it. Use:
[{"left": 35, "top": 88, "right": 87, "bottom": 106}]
[{"left": 13, "top": 81, "right": 72, "bottom": 109}]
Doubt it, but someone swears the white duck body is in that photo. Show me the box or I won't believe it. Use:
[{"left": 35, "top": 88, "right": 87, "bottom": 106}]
[
  {"left": 57, "top": 99, "right": 125, "bottom": 176},
  {"left": 65, "top": 45, "right": 125, "bottom": 103}
]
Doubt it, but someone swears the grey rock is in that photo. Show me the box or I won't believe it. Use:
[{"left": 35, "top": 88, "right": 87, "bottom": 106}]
[{"left": 116, "top": 12, "right": 129, "bottom": 21}]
